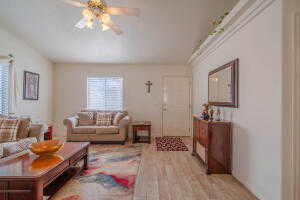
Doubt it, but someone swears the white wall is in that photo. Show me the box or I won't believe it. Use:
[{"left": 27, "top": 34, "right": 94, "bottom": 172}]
[
  {"left": 0, "top": 27, "right": 53, "bottom": 123},
  {"left": 191, "top": 1, "right": 282, "bottom": 200},
  {"left": 53, "top": 63, "right": 191, "bottom": 137}
]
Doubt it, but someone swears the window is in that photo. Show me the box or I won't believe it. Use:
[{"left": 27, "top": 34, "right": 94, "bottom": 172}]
[
  {"left": 0, "top": 64, "right": 9, "bottom": 115},
  {"left": 87, "top": 77, "right": 123, "bottom": 110}
]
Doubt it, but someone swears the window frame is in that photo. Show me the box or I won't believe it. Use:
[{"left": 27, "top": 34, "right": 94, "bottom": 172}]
[
  {"left": 86, "top": 76, "right": 124, "bottom": 111},
  {"left": 0, "top": 63, "right": 11, "bottom": 115}
]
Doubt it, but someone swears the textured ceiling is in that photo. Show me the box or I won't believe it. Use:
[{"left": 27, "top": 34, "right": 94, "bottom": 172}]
[{"left": 0, "top": 0, "right": 238, "bottom": 64}]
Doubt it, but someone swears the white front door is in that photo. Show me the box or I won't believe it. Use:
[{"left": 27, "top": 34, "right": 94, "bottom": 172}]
[{"left": 162, "top": 76, "right": 191, "bottom": 136}]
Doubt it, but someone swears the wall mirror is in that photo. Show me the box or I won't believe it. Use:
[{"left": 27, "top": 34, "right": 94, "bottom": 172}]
[{"left": 208, "top": 59, "right": 238, "bottom": 107}]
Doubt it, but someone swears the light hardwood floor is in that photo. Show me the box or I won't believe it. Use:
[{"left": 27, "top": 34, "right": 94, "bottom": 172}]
[{"left": 133, "top": 137, "right": 258, "bottom": 200}]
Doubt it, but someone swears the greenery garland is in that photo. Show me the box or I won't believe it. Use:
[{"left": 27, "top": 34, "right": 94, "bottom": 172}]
[{"left": 192, "top": 11, "right": 230, "bottom": 55}]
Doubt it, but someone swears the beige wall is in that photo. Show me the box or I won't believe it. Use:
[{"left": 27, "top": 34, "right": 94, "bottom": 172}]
[
  {"left": 53, "top": 63, "right": 191, "bottom": 137},
  {"left": 191, "top": 1, "right": 282, "bottom": 199},
  {"left": 0, "top": 27, "right": 53, "bottom": 123}
]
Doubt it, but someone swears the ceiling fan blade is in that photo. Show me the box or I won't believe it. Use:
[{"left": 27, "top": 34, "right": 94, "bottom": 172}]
[
  {"left": 101, "top": 14, "right": 123, "bottom": 35},
  {"left": 75, "top": 18, "right": 87, "bottom": 29},
  {"left": 0, "top": 56, "right": 10, "bottom": 60},
  {"left": 106, "top": 8, "right": 140, "bottom": 16},
  {"left": 101, "top": 22, "right": 110, "bottom": 31},
  {"left": 62, "top": 0, "right": 87, "bottom": 8}
]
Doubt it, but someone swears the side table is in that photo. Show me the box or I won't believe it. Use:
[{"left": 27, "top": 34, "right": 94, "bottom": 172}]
[
  {"left": 131, "top": 121, "right": 151, "bottom": 144},
  {"left": 44, "top": 125, "right": 53, "bottom": 140}
]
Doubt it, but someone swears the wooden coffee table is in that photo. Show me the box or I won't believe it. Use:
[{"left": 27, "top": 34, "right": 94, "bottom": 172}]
[{"left": 0, "top": 142, "right": 89, "bottom": 200}]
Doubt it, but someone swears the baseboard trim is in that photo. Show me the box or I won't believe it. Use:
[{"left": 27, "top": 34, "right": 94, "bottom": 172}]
[
  {"left": 90, "top": 141, "right": 126, "bottom": 145},
  {"left": 67, "top": 140, "right": 126, "bottom": 145}
]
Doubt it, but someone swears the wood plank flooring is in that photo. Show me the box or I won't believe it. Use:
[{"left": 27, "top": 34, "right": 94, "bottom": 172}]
[{"left": 133, "top": 137, "right": 258, "bottom": 200}]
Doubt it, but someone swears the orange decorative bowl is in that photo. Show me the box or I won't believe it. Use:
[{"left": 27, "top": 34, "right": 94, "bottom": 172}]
[{"left": 29, "top": 140, "right": 64, "bottom": 156}]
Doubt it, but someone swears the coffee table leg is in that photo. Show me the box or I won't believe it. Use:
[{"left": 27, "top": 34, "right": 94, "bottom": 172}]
[
  {"left": 148, "top": 126, "right": 151, "bottom": 144},
  {"left": 32, "top": 181, "right": 43, "bottom": 200},
  {"left": 84, "top": 156, "right": 89, "bottom": 170},
  {"left": 83, "top": 148, "right": 89, "bottom": 170},
  {"left": 132, "top": 127, "right": 135, "bottom": 143}
]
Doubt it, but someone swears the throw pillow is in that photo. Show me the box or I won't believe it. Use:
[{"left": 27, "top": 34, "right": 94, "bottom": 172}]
[
  {"left": 96, "top": 112, "right": 113, "bottom": 126},
  {"left": 0, "top": 116, "right": 7, "bottom": 127},
  {"left": 2, "top": 141, "right": 20, "bottom": 157},
  {"left": 77, "top": 112, "right": 94, "bottom": 126},
  {"left": 16, "top": 118, "right": 31, "bottom": 140},
  {"left": 17, "top": 137, "right": 37, "bottom": 150},
  {"left": 0, "top": 142, "right": 6, "bottom": 158},
  {"left": 0, "top": 119, "right": 20, "bottom": 142},
  {"left": 113, "top": 112, "right": 125, "bottom": 125},
  {"left": 2, "top": 137, "right": 37, "bottom": 157}
]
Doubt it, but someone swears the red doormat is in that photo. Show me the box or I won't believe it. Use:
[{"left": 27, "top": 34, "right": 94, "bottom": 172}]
[{"left": 155, "top": 137, "right": 189, "bottom": 151}]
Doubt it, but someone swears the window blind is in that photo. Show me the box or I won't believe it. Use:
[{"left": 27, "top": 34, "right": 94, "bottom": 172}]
[
  {"left": 87, "top": 77, "right": 123, "bottom": 110},
  {"left": 0, "top": 65, "right": 9, "bottom": 115}
]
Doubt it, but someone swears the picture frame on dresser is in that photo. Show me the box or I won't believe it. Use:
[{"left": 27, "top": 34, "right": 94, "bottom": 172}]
[{"left": 208, "top": 59, "right": 239, "bottom": 107}]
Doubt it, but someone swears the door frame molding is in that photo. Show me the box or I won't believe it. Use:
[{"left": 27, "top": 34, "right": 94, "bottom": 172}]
[
  {"left": 293, "top": 12, "right": 300, "bottom": 200},
  {"left": 284, "top": 11, "right": 300, "bottom": 200},
  {"left": 161, "top": 75, "right": 192, "bottom": 137}
]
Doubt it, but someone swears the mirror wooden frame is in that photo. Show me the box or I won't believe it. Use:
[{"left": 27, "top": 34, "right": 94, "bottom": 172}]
[{"left": 208, "top": 59, "right": 239, "bottom": 108}]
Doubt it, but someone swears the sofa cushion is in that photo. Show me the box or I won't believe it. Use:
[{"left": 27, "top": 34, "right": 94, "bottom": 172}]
[
  {"left": 28, "top": 124, "right": 45, "bottom": 141},
  {"left": 0, "top": 115, "right": 7, "bottom": 119},
  {"left": 73, "top": 126, "right": 97, "bottom": 134},
  {"left": 77, "top": 112, "right": 94, "bottom": 126},
  {"left": 0, "top": 119, "right": 20, "bottom": 142},
  {"left": 96, "top": 112, "right": 113, "bottom": 126},
  {"left": 16, "top": 118, "right": 31, "bottom": 139},
  {"left": 95, "top": 126, "right": 119, "bottom": 135}
]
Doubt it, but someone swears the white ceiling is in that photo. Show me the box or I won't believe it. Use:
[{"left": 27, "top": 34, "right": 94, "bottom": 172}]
[{"left": 0, "top": 0, "right": 238, "bottom": 64}]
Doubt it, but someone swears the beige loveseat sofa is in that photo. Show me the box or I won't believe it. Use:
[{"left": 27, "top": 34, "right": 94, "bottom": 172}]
[
  {"left": 64, "top": 110, "right": 131, "bottom": 144},
  {"left": 0, "top": 116, "right": 45, "bottom": 161}
]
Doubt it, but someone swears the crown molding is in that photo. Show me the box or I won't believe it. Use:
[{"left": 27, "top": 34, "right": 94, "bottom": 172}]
[{"left": 188, "top": 0, "right": 276, "bottom": 65}]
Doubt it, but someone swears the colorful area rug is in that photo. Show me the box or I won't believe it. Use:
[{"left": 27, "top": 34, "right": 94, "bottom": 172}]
[
  {"left": 155, "top": 137, "right": 189, "bottom": 151},
  {"left": 50, "top": 144, "right": 142, "bottom": 200}
]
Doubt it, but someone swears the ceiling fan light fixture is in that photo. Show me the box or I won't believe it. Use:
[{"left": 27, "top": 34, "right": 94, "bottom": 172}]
[
  {"left": 82, "top": 9, "right": 93, "bottom": 19},
  {"left": 86, "top": 20, "right": 94, "bottom": 29},
  {"left": 62, "top": 0, "right": 140, "bottom": 35},
  {"left": 87, "top": 0, "right": 107, "bottom": 16}
]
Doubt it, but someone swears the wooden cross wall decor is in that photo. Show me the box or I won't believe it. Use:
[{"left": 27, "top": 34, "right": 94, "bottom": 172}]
[{"left": 145, "top": 81, "right": 153, "bottom": 93}]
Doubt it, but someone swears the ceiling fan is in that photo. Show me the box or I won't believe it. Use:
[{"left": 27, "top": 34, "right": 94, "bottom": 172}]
[{"left": 62, "top": 0, "right": 140, "bottom": 35}]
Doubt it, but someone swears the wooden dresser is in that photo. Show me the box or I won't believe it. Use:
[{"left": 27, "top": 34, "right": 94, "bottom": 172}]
[{"left": 192, "top": 116, "right": 232, "bottom": 174}]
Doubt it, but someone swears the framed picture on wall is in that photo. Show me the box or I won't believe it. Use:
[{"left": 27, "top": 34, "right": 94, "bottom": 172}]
[{"left": 23, "top": 71, "right": 39, "bottom": 100}]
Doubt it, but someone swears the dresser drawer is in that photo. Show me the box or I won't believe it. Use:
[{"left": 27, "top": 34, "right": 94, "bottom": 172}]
[
  {"left": 70, "top": 148, "right": 87, "bottom": 166},
  {"left": 44, "top": 161, "right": 69, "bottom": 186},
  {"left": 7, "top": 181, "right": 32, "bottom": 200},
  {"left": 198, "top": 123, "right": 209, "bottom": 147},
  {"left": 200, "top": 126, "right": 208, "bottom": 138}
]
